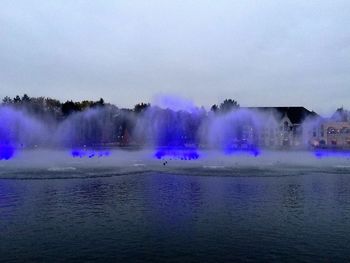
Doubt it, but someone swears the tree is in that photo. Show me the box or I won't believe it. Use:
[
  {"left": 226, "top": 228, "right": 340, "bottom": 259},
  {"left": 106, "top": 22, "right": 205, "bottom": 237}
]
[
  {"left": 134, "top": 103, "right": 150, "bottom": 113},
  {"left": 62, "top": 101, "right": 81, "bottom": 116},
  {"left": 90, "top": 98, "right": 105, "bottom": 108},
  {"left": 13, "top": 95, "right": 21, "bottom": 103},
  {"left": 80, "top": 100, "right": 93, "bottom": 110},
  {"left": 210, "top": 104, "right": 218, "bottom": 112},
  {"left": 45, "top": 98, "right": 62, "bottom": 118},
  {"left": 219, "top": 99, "right": 239, "bottom": 112},
  {"left": 2, "top": 96, "right": 12, "bottom": 104},
  {"left": 22, "top": 94, "right": 31, "bottom": 102},
  {"left": 98, "top": 98, "right": 104, "bottom": 106}
]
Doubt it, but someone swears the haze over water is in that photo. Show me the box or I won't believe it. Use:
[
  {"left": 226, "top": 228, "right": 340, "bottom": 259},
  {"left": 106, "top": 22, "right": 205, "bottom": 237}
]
[{"left": 1, "top": 150, "right": 350, "bottom": 262}]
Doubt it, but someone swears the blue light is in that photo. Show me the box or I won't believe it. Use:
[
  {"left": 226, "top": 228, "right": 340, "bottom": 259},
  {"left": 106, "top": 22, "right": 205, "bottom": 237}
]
[
  {"left": 314, "top": 149, "right": 350, "bottom": 159},
  {"left": 223, "top": 143, "right": 260, "bottom": 157},
  {"left": 154, "top": 147, "right": 199, "bottom": 160},
  {"left": 0, "top": 119, "right": 15, "bottom": 160},
  {"left": 224, "top": 147, "right": 260, "bottom": 157},
  {"left": 71, "top": 149, "right": 110, "bottom": 158},
  {"left": 71, "top": 149, "right": 83, "bottom": 158},
  {"left": 151, "top": 109, "right": 201, "bottom": 161},
  {"left": 0, "top": 143, "right": 15, "bottom": 160}
]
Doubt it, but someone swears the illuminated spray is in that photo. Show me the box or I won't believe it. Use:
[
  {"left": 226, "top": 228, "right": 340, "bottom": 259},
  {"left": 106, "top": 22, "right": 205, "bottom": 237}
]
[
  {"left": 71, "top": 149, "right": 110, "bottom": 158},
  {"left": 203, "top": 108, "right": 265, "bottom": 157},
  {"left": 0, "top": 106, "right": 47, "bottom": 160},
  {"left": 133, "top": 96, "right": 203, "bottom": 160},
  {"left": 1, "top": 96, "right": 349, "bottom": 161}
]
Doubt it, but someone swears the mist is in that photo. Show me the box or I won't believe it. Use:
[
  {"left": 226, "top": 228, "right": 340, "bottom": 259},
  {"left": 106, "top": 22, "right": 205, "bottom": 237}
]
[{"left": 0, "top": 95, "right": 342, "bottom": 161}]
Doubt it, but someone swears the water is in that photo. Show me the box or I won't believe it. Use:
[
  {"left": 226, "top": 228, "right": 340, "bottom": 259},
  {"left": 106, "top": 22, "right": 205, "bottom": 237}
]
[{"left": 1, "top": 150, "right": 350, "bottom": 262}]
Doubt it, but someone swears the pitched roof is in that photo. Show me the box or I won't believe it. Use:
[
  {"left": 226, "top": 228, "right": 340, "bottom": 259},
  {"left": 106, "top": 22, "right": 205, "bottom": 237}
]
[
  {"left": 331, "top": 108, "right": 349, "bottom": 122},
  {"left": 246, "top": 107, "right": 318, "bottom": 124}
]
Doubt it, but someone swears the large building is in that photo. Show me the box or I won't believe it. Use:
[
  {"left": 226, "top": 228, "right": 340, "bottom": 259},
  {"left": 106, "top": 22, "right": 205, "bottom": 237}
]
[
  {"left": 310, "top": 108, "right": 350, "bottom": 149},
  {"left": 247, "top": 107, "right": 318, "bottom": 149},
  {"left": 228, "top": 107, "right": 350, "bottom": 150}
]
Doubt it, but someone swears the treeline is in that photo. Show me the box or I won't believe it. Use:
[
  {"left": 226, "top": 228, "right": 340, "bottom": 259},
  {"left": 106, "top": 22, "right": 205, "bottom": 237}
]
[
  {"left": 1, "top": 94, "right": 241, "bottom": 147},
  {"left": 2, "top": 94, "right": 239, "bottom": 116},
  {"left": 2, "top": 94, "right": 108, "bottom": 119}
]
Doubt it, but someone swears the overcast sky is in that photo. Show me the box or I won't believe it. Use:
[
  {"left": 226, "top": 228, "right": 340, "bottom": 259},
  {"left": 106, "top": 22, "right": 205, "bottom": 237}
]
[{"left": 1, "top": 0, "right": 349, "bottom": 114}]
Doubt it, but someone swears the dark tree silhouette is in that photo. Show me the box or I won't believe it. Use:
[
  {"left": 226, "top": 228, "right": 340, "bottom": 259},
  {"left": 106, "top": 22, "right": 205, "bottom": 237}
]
[
  {"left": 62, "top": 101, "right": 81, "bottom": 116},
  {"left": 13, "top": 95, "right": 21, "bottom": 103},
  {"left": 219, "top": 99, "right": 239, "bottom": 112},
  {"left": 210, "top": 104, "right": 218, "bottom": 112},
  {"left": 2, "top": 96, "right": 12, "bottom": 104},
  {"left": 134, "top": 103, "right": 150, "bottom": 113},
  {"left": 21, "top": 94, "right": 31, "bottom": 102},
  {"left": 97, "top": 98, "right": 104, "bottom": 106}
]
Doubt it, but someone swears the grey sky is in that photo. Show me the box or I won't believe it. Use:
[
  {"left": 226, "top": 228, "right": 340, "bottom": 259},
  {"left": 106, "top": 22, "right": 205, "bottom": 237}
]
[{"left": 0, "top": 0, "right": 349, "bottom": 115}]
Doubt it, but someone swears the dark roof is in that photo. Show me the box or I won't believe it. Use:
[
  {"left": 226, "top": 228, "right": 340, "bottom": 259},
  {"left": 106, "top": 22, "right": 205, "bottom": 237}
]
[
  {"left": 246, "top": 107, "right": 318, "bottom": 124},
  {"left": 331, "top": 108, "right": 349, "bottom": 122}
]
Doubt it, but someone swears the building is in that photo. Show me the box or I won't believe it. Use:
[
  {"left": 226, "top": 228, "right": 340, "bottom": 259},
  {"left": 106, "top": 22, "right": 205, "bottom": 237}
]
[
  {"left": 324, "top": 122, "right": 350, "bottom": 147},
  {"left": 247, "top": 107, "right": 318, "bottom": 149},
  {"left": 311, "top": 121, "right": 350, "bottom": 148},
  {"left": 308, "top": 108, "right": 350, "bottom": 149}
]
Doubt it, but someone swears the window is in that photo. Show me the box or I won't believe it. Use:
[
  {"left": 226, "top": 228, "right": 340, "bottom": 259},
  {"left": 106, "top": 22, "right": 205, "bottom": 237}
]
[
  {"left": 327, "top": 127, "right": 337, "bottom": 134},
  {"left": 341, "top": 127, "right": 350, "bottom": 134}
]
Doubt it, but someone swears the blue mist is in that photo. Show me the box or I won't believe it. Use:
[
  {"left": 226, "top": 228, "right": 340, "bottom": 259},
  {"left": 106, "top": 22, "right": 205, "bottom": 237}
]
[
  {"left": 154, "top": 147, "right": 199, "bottom": 160},
  {"left": 223, "top": 146, "right": 261, "bottom": 157},
  {"left": 314, "top": 149, "right": 350, "bottom": 159},
  {"left": 71, "top": 149, "right": 110, "bottom": 158},
  {"left": 150, "top": 108, "right": 201, "bottom": 160},
  {"left": 0, "top": 143, "right": 15, "bottom": 160},
  {"left": 0, "top": 122, "right": 15, "bottom": 160}
]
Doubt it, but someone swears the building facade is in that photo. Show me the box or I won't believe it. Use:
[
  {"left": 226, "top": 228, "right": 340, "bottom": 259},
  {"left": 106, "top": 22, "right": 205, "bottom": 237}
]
[
  {"left": 310, "top": 121, "right": 350, "bottom": 148},
  {"left": 248, "top": 107, "right": 317, "bottom": 149}
]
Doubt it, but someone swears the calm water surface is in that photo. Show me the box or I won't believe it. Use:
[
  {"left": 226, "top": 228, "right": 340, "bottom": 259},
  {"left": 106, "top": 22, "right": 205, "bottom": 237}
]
[{"left": 1, "top": 152, "right": 350, "bottom": 262}]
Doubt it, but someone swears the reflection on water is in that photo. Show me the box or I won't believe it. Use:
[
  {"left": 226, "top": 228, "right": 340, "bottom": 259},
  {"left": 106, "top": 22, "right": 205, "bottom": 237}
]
[{"left": 1, "top": 171, "right": 350, "bottom": 262}]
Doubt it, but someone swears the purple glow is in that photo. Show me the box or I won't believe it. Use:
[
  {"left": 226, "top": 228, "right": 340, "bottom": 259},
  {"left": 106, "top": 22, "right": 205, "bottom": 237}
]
[
  {"left": 224, "top": 146, "right": 260, "bottom": 157},
  {"left": 314, "top": 150, "right": 350, "bottom": 159},
  {"left": 141, "top": 100, "right": 202, "bottom": 161},
  {"left": 206, "top": 109, "right": 263, "bottom": 158},
  {"left": 154, "top": 147, "right": 199, "bottom": 160},
  {"left": 0, "top": 144, "right": 15, "bottom": 160},
  {"left": 153, "top": 95, "right": 198, "bottom": 113},
  {"left": 0, "top": 109, "right": 16, "bottom": 160},
  {"left": 71, "top": 149, "right": 110, "bottom": 158}
]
